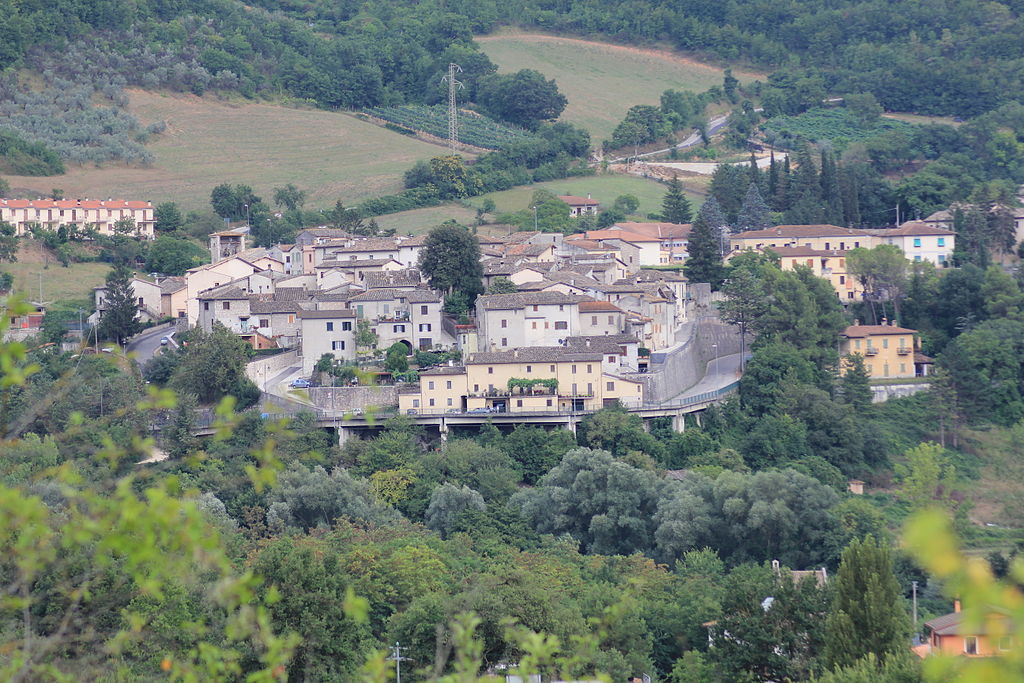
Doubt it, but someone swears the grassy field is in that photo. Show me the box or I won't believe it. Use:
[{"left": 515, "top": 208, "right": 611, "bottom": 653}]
[
  {"left": 478, "top": 30, "right": 762, "bottom": 143},
  {"left": 4, "top": 90, "right": 452, "bottom": 213},
  {"left": 374, "top": 204, "right": 479, "bottom": 235},
  {"left": 883, "top": 112, "right": 963, "bottom": 127},
  {"left": 470, "top": 174, "right": 701, "bottom": 218},
  {"left": 4, "top": 242, "right": 110, "bottom": 305}
]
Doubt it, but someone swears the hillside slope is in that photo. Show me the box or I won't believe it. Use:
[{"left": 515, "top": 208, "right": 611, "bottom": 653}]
[{"left": 4, "top": 91, "right": 449, "bottom": 212}]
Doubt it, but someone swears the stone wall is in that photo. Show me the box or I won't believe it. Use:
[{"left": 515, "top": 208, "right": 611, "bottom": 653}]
[{"left": 308, "top": 385, "right": 399, "bottom": 412}]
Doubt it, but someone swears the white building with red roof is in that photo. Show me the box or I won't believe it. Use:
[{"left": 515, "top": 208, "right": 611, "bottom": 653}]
[
  {"left": 876, "top": 221, "right": 955, "bottom": 266},
  {"left": 557, "top": 194, "right": 600, "bottom": 216},
  {"left": 0, "top": 198, "right": 155, "bottom": 239}
]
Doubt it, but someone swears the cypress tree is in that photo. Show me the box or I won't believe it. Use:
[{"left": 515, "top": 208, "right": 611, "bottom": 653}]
[
  {"left": 839, "top": 167, "right": 861, "bottom": 227},
  {"left": 820, "top": 149, "right": 844, "bottom": 225},
  {"left": 824, "top": 536, "right": 911, "bottom": 669},
  {"left": 99, "top": 263, "right": 141, "bottom": 345},
  {"left": 683, "top": 196, "right": 727, "bottom": 288},
  {"left": 784, "top": 146, "right": 824, "bottom": 225},
  {"left": 839, "top": 353, "right": 873, "bottom": 410},
  {"left": 735, "top": 183, "right": 773, "bottom": 232},
  {"left": 768, "top": 152, "right": 780, "bottom": 208},
  {"left": 661, "top": 174, "right": 693, "bottom": 223}
]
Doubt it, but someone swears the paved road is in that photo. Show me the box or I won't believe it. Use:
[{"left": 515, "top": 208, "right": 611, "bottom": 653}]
[
  {"left": 126, "top": 325, "right": 175, "bottom": 366},
  {"left": 603, "top": 114, "right": 730, "bottom": 164}
]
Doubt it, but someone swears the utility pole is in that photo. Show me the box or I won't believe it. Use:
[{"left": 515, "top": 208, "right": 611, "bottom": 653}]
[
  {"left": 441, "top": 63, "right": 464, "bottom": 153},
  {"left": 387, "top": 642, "right": 409, "bottom": 683},
  {"left": 912, "top": 580, "right": 918, "bottom": 631}
]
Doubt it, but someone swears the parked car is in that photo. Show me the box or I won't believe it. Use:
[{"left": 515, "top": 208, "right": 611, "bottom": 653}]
[
  {"left": 445, "top": 408, "right": 461, "bottom": 414},
  {"left": 159, "top": 337, "right": 170, "bottom": 346},
  {"left": 406, "top": 409, "right": 418, "bottom": 415},
  {"left": 289, "top": 378, "right": 312, "bottom": 388},
  {"left": 467, "top": 406, "right": 493, "bottom": 414}
]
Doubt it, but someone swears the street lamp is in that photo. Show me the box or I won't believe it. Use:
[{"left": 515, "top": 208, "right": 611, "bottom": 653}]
[
  {"left": 243, "top": 203, "right": 251, "bottom": 229},
  {"left": 712, "top": 343, "right": 719, "bottom": 380}
]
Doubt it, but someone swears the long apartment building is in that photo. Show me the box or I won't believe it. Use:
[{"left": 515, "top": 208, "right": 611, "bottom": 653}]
[
  {"left": 0, "top": 199, "right": 155, "bottom": 238},
  {"left": 398, "top": 345, "right": 645, "bottom": 415}
]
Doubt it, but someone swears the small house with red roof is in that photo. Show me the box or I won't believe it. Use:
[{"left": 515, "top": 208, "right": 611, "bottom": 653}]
[
  {"left": 558, "top": 194, "right": 600, "bottom": 217},
  {"left": 878, "top": 221, "right": 955, "bottom": 266}
]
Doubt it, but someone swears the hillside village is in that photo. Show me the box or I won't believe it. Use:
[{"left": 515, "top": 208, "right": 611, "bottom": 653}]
[{"left": 8, "top": 0, "right": 1024, "bottom": 677}]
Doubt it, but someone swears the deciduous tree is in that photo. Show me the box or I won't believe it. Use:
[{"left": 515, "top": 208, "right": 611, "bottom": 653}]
[{"left": 418, "top": 221, "right": 484, "bottom": 303}]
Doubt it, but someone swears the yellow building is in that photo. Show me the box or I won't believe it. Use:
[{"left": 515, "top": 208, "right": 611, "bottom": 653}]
[
  {"left": 765, "top": 246, "right": 864, "bottom": 303},
  {"left": 839, "top": 320, "right": 920, "bottom": 380},
  {"left": 398, "top": 346, "right": 644, "bottom": 414}
]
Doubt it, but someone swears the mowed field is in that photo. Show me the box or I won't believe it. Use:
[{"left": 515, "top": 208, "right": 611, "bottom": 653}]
[
  {"left": 471, "top": 174, "right": 702, "bottom": 218},
  {"left": 4, "top": 90, "right": 450, "bottom": 213},
  {"left": 5, "top": 242, "right": 110, "bottom": 304},
  {"left": 478, "top": 31, "right": 762, "bottom": 142}
]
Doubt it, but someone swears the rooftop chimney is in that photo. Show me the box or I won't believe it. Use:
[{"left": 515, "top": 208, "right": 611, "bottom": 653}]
[
  {"left": 892, "top": 319, "right": 898, "bottom": 327},
  {"left": 881, "top": 317, "right": 888, "bottom": 325},
  {"left": 954, "top": 599, "right": 961, "bottom": 613}
]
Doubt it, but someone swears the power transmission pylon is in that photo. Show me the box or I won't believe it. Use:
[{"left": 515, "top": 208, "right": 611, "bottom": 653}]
[{"left": 441, "top": 63, "right": 464, "bottom": 153}]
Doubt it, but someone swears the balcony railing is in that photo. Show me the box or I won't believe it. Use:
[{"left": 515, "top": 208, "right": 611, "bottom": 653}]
[
  {"left": 865, "top": 347, "right": 878, "bottom": 355},
  {"left": 897, "top": 346, "right": 912, "bottom": 355}
]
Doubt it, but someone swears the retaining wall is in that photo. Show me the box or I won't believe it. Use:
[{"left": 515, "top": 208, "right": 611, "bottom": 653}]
[
  {"left": 641, "top": 314, "right": 742, "bottom": 403},
  {"left": 871, "top": 382, "right": 931, "bottom": 403},
  {"left": 308, "top": 385, "right": 399, "bottom": 412},
  {"left": 246, "top": 349, "right": 299, "bottom": 387}
]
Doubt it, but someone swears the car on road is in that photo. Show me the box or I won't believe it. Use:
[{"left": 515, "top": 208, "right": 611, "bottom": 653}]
[
  {"left": 160, "top": 337, "right": 170, "bottom": 346},
  {"left": 406, "top": 409, "right": 418, "bottom": 415},
  {"left": 467, "top": 406, "right": 493, "bottom": 413},
  {"left": 289, "top": 378, "right": 312, "bottom": 388}
]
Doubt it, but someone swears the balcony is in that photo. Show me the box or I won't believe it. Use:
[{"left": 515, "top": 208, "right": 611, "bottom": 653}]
[
  {"left": 865, "top": 347, "right": 878, "bottom": 355},
  {"left": 897, "top": 346, "right": 912, "bottom": 355}
]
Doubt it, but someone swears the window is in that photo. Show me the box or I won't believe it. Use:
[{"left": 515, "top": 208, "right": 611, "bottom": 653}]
[
  {"left": 592, "top": 316, "right": 598, "bottom": 325},
  {"left": 526, "top": 365, "right": 532, "bottom": 373},
  {"left": 342, "top": 321, "right": 352, "bottom": 331},
  {"left": 488, "top": 367, "right": 493, "bottom": 374},
  {"left": 964, "top": 636, "right": 978, "bottom": 655},
  {"left": 326, "top": 322, "right": 334, "bottom": 331},
  {"left": 839, "top": 242, "right": 845, "bottom": 250},
  {"left": 606, "top": 381, "right": 615, "bottom": 391},
  {"left": 516, "top": 399, "right": 523, "bottom": 407},
  {"left": 421, "top": 305, "right": 428, "bottom": 314},
  {"left": 533, "top": 305, "right": 538, "bottom": 311},
  {"left": 223, "top": 301, "right": 230, "bottom": 310},
  {"left": 546, "top": 399, "right": 552, "bottom": 407},
  {"left": 939, "top": 254, "right": 947, "bottom": 263},
  {"left": 413, "top": 399, "right": 419, "bottom": 407},
  {"left": 586, "top": 364, "right": 592, "bottom": 373},
  {"left": 203, "top": 302, "right": 209, "bottom": 311},
  {"left": 883, "top": 363, "right": 890, "bottom": 377},
  {"left": 587, "top": 383, "right": 593, "bottom": 394},
  {"left": 138, "top": 297, "right": 145, "bottom": 306},
  {"left": 854, "top": 241, "right": 860, "bottom": 248},
  {"left": 446, "top": 380, "right": 452, "bottom": 389},
  {"left": 572, "top": 383, "right": 578, "bottom": 394},
  {"left": 287, "top": 315, "right": 295, "bottom": 324},
  {"left": 474, "top": 384, "right": 479, "bottom": 391},
  {"left": 883, "top": 338, "right": 889, "bottom": 349},
  {"left": 839, "top": 275, "right": 845, "bottom": 284},
  {"left": 824, "top": 242, "right": 830, "bottom": 250},
  {"left": 559, "top": 305, "right": 564, "bottom": 311},
  {"left": 532, "top": 322, "right": 537, "bottom": 329},
  {"left": 915, "top": 255, "right": 922, "bottom": 262},
  {"left": 938, "top": 237, "right": 946, "bottom": 247},
  {"left": 428, "top": 381, "right": 434, "bottom": 390},
  {"left": 913, "top": 237, "right": 922, "bottom": 247},
  {"left": 545, "top": 321, "right": 549, "bottom": 329},
  {"left": 855, "top": 339, "right": 861, "bottom": 350},
  {"left": 260, "top": 319, "right": 269, "bottom": 328},
  {"left": 394, "top": 324, "right": 405, "bottom": 332},
  {"left": 447, "top": 398, "right": 453, "bottom": 406},
  {"left": 554, "top": 321, "right": 568, "bottom": 330},
  {"left": 501, "top": 337, "right": 508, "bottom": 346},
  {"left": 331, "top": 340, "right": 345, "bottom": 350},
  {"left": 501, "top": 319, "right": 508, "bottom": 328},
  {"left": 608, "top": 315, "right": 614, "bottom": 324},
  {"left": 608, "top": 356, "right": 615, "bottom": 363},
  {"left": 900, "top": 363, "right": 906, "bottom": 374},
  {"left": 572, "top": 365, "right": 577, "bottom": 374},
  {"left": 429, "top": 398, "right": 435, "bottom": 407}
]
